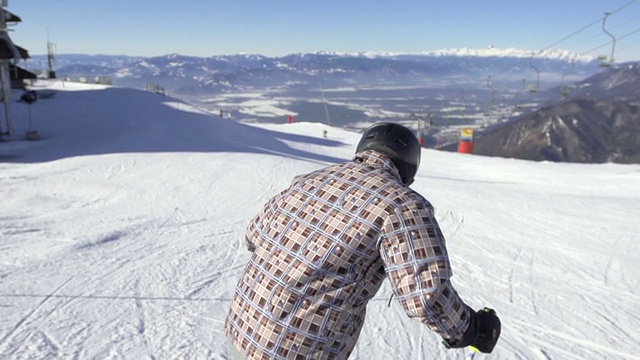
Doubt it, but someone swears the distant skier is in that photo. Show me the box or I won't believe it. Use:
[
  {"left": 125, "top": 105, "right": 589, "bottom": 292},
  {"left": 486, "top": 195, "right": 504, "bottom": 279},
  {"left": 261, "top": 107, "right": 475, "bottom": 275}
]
[{"left": 225, "top": 122, "right": 501, "bottom": 359}]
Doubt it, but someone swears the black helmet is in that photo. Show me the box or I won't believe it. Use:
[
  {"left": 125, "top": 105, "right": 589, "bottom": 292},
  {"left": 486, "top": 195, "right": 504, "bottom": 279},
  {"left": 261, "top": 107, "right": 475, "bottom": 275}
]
[{"left": 356, "top": 122, "right": 421, "bottom": 185}]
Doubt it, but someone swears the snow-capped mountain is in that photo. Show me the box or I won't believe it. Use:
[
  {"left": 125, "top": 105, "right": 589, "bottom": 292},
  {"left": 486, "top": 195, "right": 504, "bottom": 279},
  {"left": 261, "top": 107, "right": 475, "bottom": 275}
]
[
  {"left": 23, "top": 48, "right": 602, "bottom": 95},
  {"left": 273, "top": 47, "right": 595, "bottom": 62},
  {"left": 417, "top": 47, "right": 595, "bottom": 62},
  {"left": 19, "top": 48, "right": 613, "bottom": 148}
]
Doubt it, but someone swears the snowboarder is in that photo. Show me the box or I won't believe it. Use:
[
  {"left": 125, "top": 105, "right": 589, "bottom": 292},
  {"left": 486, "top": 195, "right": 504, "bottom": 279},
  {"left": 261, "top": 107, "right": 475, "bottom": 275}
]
[{"left": 225, "top": 122, "right": 501, "bottom": 359}]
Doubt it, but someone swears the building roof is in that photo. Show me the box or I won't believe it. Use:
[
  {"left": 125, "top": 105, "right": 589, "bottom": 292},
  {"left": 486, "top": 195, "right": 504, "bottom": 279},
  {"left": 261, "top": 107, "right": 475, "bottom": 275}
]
[
  {"left": 0, "top": 37, "right": 28, "bottom": 59},
  {"left": 9, "top": 64, "right": 37, "bottom": 80},
  {"left": 2, "top": 9, "right": 22, "bottom": 23}
]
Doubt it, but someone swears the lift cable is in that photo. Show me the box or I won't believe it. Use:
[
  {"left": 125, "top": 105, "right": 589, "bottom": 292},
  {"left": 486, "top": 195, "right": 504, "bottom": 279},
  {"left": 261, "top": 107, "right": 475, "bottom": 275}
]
[
  {"left": 581, "top": 26, "right": 640, "bottom": 56},
  {"left": 480, "top": 1, "right": 639, "bottom": 104},
  {"left": 570, "top": 12, "right": 640, "bottom": 50}
]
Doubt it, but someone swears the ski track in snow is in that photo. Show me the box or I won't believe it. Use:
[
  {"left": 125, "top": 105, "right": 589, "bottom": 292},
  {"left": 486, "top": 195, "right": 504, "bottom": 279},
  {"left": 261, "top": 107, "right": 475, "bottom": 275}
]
[{"left": 0, "top": 278, "right": 73, "bottom": 356}]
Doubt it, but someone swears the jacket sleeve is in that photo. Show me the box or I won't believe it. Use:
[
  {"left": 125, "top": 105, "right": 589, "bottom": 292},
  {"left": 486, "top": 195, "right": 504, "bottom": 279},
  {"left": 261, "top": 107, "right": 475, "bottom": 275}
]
[{"left": 379, "top": 196, "right": 472, "bottom": 341}]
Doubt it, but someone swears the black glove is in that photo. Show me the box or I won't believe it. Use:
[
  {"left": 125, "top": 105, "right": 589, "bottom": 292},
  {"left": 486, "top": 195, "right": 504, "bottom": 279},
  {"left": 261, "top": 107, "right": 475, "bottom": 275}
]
[{"left": 443, "top": 307, "right": 501, "bottom": 353}]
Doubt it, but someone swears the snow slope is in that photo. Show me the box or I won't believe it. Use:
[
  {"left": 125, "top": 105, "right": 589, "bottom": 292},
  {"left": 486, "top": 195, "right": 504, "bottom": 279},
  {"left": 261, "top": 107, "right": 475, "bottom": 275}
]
[{"left": 1, "top": 81, "right": 639, "bottom": 359}]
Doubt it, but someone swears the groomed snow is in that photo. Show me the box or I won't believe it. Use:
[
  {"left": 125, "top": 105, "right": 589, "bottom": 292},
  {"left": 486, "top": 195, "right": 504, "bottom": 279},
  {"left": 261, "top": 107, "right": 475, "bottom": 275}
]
[{"left": 1, "top": 81, "right": 638, "bottom": 359}]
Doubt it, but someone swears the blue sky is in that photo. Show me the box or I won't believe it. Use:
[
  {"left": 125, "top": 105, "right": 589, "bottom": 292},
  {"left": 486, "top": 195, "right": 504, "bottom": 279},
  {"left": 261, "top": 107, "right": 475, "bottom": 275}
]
[{"left": 7, "top": 0, "right": 640, "bottom": 61}]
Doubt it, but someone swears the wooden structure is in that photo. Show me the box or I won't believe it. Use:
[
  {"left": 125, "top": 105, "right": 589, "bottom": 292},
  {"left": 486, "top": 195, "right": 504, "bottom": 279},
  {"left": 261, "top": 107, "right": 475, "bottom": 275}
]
[{"left": 0, "top": 3, "right": 31, "bottom": 138}]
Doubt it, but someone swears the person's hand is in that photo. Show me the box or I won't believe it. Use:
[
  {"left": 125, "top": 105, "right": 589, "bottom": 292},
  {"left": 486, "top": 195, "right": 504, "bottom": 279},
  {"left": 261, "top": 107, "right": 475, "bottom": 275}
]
[
  {"left": 443, "top": 307, "right": 501, "bottom": 354},
  {"left": 470, "top": 308, "right": 501, "bottom": 353}
]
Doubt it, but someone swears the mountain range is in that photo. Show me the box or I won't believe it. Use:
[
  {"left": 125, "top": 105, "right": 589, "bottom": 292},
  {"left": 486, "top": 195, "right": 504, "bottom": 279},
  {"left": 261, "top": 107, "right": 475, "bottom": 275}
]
[
  {"left": 472, "top": 62, "right": 640, "bottom": 164},
  {"left": 23, "top": 48, "right": 603, "bottom": 94},
  {"left": 20, "top": 48, "right": 639, "bottom": 164}
]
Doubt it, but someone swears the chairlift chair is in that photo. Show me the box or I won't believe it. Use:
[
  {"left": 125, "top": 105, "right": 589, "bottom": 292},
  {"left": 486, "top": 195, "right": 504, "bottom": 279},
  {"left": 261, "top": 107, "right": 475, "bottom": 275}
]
[
  {"left": 600, "top": 13, "right": 616, "bottom": 68},
  {"left": 561, "top": 88, "right": 571, "bottom": 97},
  {"left": 598, "top": 55, "right": 611, "bottom": 67}
]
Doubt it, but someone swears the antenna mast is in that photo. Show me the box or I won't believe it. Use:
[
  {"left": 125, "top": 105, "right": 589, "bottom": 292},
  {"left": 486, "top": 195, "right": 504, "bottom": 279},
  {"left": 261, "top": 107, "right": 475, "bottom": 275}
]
[{"left": 47, "top": 30, "right": 56, "bottom": 78}]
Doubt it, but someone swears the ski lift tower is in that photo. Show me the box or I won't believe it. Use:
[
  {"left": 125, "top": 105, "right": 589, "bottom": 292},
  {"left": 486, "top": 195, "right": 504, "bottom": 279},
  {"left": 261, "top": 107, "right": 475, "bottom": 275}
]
[{"left": 0, "top": 0, "right": 29, "bottom": 138}]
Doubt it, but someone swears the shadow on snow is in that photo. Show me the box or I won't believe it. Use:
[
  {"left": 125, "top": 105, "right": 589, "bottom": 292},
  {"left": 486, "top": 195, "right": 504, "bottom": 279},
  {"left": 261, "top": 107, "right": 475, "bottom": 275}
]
[{"left": 0, "top": 87, "right": 348, "bottom": 165}]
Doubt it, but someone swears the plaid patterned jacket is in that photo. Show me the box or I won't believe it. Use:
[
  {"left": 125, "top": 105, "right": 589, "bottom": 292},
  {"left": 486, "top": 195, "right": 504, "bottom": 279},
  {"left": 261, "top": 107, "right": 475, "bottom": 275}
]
[{"left": 225, "top": 150, "right": 472, "bottom": 359}]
